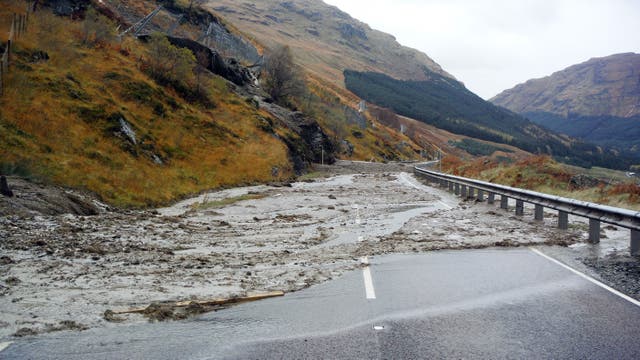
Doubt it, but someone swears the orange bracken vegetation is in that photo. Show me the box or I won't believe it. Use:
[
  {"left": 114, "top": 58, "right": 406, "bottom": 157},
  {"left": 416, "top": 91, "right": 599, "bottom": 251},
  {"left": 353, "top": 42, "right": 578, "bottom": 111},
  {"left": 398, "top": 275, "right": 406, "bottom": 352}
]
[
  {"left": 0, "top": 4, "right": 292, "bottom": 207},
  {"left": 442, "top": 154, "right": 640, "bottom": 210}
]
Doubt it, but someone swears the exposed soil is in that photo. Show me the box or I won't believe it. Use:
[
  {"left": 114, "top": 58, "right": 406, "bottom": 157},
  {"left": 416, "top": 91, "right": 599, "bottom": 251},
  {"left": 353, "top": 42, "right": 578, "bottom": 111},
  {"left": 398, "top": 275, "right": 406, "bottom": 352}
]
[{"left": 1, "top": 161, "right": 638, "bottom": 339}]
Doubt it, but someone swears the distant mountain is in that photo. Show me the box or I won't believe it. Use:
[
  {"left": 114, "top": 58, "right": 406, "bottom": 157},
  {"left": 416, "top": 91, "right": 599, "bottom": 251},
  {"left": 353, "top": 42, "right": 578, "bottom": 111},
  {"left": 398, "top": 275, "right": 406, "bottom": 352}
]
[
  {"left": 206, "top": 1, "right": 637, "bottom": 169},
  {"left": 344, "top": 70, "right": 637, "bottom": 169},
  {"left": 491, "top": 53, "right": 640, "bottom": 156}
]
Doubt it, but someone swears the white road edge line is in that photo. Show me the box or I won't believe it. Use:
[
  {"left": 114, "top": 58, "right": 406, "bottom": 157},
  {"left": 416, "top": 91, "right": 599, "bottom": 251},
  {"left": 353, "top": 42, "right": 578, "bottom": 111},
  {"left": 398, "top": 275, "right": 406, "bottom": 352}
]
[
  {"left": 361, "top": 257, "right": 377, "bottom": 300},
  {"left": 0, "top": 341, "right": 13, "bottom": 353},
  {"left": 530, "top": 248, "right": 640, "bottom": 307}
]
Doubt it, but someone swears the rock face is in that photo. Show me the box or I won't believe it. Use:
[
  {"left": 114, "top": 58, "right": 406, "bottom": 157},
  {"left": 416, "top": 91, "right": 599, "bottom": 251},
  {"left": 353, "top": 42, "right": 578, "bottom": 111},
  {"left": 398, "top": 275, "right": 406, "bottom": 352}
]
[
  {"left": 256, "top": 99, "right": 336, "bottom": 174},
  {"left": 166, "top": 36, "right": 256, "bottom": 86},
  {"left": 491, "top": 53, "right": 640, "bottom": 118}
]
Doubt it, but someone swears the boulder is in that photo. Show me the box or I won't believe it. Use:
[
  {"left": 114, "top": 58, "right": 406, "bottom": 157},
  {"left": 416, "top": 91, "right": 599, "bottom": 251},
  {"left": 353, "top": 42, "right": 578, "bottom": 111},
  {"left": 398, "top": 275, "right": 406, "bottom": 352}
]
[{"left": 569, "top": 174, "right": 602, "bottom": 189}]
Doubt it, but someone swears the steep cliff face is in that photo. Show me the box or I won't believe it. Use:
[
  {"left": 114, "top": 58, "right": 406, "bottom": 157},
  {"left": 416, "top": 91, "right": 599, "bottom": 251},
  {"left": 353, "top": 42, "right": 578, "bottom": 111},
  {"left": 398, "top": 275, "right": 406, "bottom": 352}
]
[
  {"left": 490, "top": 53, "right": 640, "bottom": 157},
  {"left": 491, "top": 53, "right": 640, "bottom": 118}
]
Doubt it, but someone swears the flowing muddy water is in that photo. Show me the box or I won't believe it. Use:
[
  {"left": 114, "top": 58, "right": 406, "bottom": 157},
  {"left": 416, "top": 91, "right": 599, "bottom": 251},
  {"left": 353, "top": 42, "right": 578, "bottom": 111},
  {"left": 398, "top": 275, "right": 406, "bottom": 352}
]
[{"left": 0, "top": 161, "right": 637, "bottom": 339}]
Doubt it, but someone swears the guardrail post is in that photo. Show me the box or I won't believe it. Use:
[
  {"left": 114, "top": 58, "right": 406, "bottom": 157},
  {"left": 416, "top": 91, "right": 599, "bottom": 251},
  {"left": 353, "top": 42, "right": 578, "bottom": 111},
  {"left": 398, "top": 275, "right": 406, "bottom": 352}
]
[
  {"left": 468, "top": 187, "right": 474, "bottom": 199},
  {"left": 515, "top": 200, "right": 524, "bottom": 216},
  {"left": 461, "top": 185, "right": 467, "bottom": 198},
  {"left": 454, "top": 183, "right": 460, "bottom": 195},
  {"left": 448, "top": 182, "right": 454, "bottom": 192},
  {"left": 477, "top": 189, "right": 484, "bottom": 202},
  {"left": 588, "top": 219, "right": 600, "bottom": 243},
  {"left": 632, "top": 230, "right": 639, "bottom": 256},
  {"left": 500, "top": 196, "right": 508, "bottom": 210},
  {"left": 534, "top": 205, "right": 544, "bottom": 221},
  {"left": 558, "top": 211, "right": 568, "bottom": 230},
  {"left": 487, "top": 193, "right": 495, "bottom": 204}
]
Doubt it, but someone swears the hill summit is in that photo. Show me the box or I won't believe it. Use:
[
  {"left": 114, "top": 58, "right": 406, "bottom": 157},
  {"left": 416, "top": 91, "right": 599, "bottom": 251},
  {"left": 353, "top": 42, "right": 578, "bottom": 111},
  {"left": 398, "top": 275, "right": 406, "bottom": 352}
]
[
  {"left": 491, "top": 53, "right": 640, "bottom": 157},
  {"left": 491, "top": 53, "right": 640, "bottom": 118}
]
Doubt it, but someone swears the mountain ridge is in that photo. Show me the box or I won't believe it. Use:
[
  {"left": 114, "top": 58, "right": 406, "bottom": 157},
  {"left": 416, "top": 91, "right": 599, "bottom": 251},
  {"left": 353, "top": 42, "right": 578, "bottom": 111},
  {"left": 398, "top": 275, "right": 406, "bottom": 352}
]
[
  {"left": 206, "top": 0, "right": 454, "bottom": 88},
  {"left": 491, "top": 53, "right": 640, "bottom": 158},
  {"left": 491, "top": 53, "right": 640, "bottom": 118}
]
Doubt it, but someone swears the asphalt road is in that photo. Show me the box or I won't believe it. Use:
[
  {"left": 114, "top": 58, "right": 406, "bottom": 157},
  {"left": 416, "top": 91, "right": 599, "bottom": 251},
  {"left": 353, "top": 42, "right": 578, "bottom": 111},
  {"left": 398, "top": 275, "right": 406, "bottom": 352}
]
[{"left": 3, "top": 248, "right": 640, "bottom": 359}]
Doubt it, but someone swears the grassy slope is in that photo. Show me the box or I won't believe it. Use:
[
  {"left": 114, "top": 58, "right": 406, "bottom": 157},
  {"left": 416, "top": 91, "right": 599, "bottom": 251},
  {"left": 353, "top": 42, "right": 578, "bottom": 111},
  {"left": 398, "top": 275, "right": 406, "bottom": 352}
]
[
  {"left": 443, "top": 155, "right": 640, "bottom": 211},
  {"left": 205, "top": 0, "right": 451, "bottom": 87},
  {"left": 0, "top": 4, "right": 292, "bottom": 207}
]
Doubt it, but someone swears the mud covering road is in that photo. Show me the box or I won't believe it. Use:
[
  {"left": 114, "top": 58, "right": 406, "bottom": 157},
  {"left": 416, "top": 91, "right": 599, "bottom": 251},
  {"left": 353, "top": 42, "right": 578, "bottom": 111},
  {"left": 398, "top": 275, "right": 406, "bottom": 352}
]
[{"left": 1, "top": 161, "right": 638, "bottom": 339}]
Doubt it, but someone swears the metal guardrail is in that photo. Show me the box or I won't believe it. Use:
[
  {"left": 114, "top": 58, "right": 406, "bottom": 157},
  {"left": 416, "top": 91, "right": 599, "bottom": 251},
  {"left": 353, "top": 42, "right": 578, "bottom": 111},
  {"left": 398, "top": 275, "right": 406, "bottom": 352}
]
[{"left": 414, "top": 165, "right": 640, "bottom": 256}]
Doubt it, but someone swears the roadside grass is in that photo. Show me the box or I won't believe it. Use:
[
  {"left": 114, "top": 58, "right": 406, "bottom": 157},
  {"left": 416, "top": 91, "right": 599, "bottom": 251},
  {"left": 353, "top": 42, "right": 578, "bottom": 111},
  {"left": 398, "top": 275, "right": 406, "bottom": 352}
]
[{"left": 443, "top": 155, "right": 640, "bottom": 211}]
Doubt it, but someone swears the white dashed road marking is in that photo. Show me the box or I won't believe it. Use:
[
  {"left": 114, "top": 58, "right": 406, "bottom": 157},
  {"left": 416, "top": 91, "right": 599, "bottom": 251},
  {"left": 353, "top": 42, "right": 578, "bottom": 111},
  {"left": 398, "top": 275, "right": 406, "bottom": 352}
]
[{"left": 0, "top": 342, "right": 13, "bottom": 353}]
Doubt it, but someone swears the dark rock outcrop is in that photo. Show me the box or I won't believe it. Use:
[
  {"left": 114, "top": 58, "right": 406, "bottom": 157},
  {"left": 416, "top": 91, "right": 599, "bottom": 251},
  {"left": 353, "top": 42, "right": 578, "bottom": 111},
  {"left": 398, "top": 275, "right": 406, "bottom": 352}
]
[
  {"left": 569, "top": 174, "right": 602, "bottom": 190},
  {"left": 165, "top": 36, "right": 255, "bottom": 86},
  {"left": 1, "top": 176, "right": 14, "bottom": 197},
  {"left": 253, "top": 97, "right": 336, "bottom": 174},
  {"left": 40, "top": 0, "right": 90, "bottom": 17},
  {"left": 292, "top": 112, "right": 336, "bottom": 165},
  {"left": 338, "top": 23, "right": 367, "bottom": 40}
]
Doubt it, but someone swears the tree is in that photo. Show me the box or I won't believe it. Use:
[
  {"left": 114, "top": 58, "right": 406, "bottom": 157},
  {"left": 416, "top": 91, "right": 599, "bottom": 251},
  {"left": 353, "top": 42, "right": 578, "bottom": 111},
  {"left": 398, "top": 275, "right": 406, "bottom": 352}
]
[
  {"left": 145, "top": 32, "right": 195, "bottom": 85},
  {"left": 263, "top": 45, "right": 304, "bottom": 104},
  {"left": 80, "top": 8, "right": 115, "bottom": 47}
]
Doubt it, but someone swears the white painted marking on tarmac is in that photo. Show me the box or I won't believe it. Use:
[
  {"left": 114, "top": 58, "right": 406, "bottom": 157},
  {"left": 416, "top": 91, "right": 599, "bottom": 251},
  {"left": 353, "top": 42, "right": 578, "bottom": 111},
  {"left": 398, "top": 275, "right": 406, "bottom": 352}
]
[
  {"left": 373, "top": 325, "right": 384, "bottom": 331},
  {"left": 530, "top": 248, "right": 640, "bottom": 307},
  {"left": 361, "top": 256, "right": 376, "bottom": 300},
  {"left": 438, "top": 201, "right": 452, "bottom": 210},
  {"left": 0, "top": 342, "right": 13, "bottom": 353}
]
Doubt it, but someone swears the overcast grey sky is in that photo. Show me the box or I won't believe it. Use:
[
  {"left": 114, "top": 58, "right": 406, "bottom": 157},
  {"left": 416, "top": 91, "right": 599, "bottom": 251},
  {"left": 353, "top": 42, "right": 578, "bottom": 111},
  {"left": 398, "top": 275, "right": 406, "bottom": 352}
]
[{"left": 323, "top": 0, "right": 640, "bottom": 99}]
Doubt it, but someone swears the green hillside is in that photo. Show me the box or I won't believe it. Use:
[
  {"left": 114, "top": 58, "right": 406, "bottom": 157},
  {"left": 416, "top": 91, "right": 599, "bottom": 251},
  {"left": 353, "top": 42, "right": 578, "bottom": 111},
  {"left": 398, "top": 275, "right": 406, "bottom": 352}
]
[{"left": 344, "top": 70, "right": 637, "bottom": 170}]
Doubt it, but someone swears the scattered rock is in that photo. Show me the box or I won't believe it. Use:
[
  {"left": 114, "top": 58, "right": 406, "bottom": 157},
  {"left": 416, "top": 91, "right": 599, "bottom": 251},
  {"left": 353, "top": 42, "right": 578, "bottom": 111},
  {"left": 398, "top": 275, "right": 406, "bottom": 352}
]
[
  {"left": 103, "top": 310, "right": 126, "bottom": 323},
  {"left": 0, "top": 256, "right": 14, "bottom": 265},
  {"left": 569, "top": 174, "right": 602, "bottom": 189},
  {"left": 46, "top": 320, "right": 88, "bottom": 332},
  {"left": 5, "top": 276, "right": 21, "bottom": 286},
  {"left": 14, "top": 327, "right": 38, "bottom": 337}
]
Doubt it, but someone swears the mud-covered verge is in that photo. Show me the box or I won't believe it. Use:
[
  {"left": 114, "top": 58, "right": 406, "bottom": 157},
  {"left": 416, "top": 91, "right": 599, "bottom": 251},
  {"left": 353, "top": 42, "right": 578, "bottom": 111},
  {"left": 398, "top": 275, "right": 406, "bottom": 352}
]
[
  {"left": 1, "top": 161, "right": 638, "bottom": 340},
  {"left": 0, "top": 176, "right": 105, "bottom": 217}
]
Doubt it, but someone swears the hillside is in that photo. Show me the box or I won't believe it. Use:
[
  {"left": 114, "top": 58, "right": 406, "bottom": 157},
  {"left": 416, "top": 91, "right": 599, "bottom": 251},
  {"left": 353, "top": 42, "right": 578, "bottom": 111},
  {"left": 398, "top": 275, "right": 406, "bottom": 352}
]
[
  {"left": 491, "top": 53, "right": 640, "bottom": 157},
  {"left": 344, "top": 70, "right": 637, "bottom": 170},
  {"left": 0, "top": 0, "right": 431, "bottom": 207},
  {"left": 205, "top": 0, "right": 453, "bottom": 87},
  {"left": 200, "top": 0, "right": 639, "bottom": 171}
]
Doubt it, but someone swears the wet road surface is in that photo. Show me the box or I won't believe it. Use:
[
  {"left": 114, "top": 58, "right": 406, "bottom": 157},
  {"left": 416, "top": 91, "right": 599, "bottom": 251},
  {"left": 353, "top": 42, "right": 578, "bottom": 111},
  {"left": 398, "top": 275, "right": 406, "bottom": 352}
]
[{"left": 3, "top": 248, "right": 640, "bottom": 359}]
